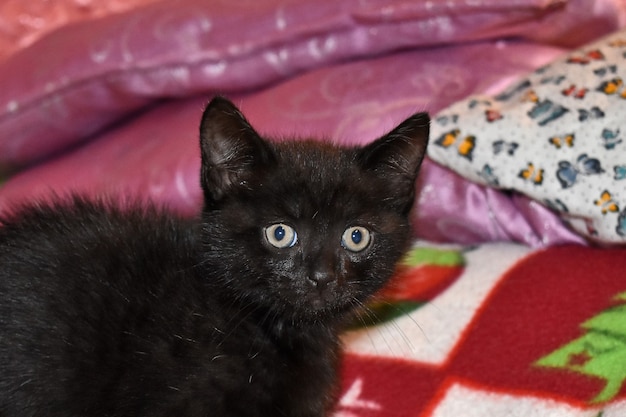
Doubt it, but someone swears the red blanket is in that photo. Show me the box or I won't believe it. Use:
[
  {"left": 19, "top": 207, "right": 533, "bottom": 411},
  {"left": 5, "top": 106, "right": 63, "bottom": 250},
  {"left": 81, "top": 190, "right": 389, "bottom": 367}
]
[{"left": 338, "top": 243, "right": 626, "bottom": 416}]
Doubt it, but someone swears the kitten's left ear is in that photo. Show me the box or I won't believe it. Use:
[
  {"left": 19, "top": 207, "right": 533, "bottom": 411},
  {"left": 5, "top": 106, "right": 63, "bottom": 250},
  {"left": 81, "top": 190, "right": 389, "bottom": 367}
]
[
  {"left": 199, "top": 97, "right": 275, "bottom": 204},
  {"left": 358, "top": 112, "right": 430, "bottom": 213}
]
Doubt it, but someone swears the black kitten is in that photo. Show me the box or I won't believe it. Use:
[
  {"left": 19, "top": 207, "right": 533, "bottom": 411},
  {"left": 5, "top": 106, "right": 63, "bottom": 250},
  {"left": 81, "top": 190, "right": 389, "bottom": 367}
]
[{"left": 0, "top": 97, "right": 429, "bottom": 417}]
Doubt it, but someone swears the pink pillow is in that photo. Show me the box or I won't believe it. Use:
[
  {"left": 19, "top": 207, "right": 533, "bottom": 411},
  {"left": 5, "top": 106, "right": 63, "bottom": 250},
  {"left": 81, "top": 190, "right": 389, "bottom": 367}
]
[
  {"left": 0, "top": 40, "right": 584, "bottom": 246},
  {"left": 0, "top": 0, "right": 624, "bottom": 169},
  {"left": 0, "top": 0, "right": 158, "bottom": 62}
]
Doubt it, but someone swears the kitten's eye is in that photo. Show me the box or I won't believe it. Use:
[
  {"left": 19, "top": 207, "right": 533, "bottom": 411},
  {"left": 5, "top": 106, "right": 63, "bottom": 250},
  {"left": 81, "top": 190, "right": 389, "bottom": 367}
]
[
  {"left": 341, "top": 226, "right": 371, "bottom": 252},
  {"left": 264, "top": 224, "right": 298, "bottom": 249}
]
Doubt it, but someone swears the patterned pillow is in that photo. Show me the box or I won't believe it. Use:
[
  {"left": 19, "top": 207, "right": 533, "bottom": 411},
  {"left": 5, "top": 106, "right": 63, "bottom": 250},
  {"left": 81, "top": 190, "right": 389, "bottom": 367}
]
[{"left": 428, "top": 29, "right": 626, "bottom": 243}]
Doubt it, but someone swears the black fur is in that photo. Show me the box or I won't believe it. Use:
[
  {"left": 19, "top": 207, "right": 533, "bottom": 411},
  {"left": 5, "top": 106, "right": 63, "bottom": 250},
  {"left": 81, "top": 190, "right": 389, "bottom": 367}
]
[{"left": 0, "top": 97, "right": 429, "bottom": 417}]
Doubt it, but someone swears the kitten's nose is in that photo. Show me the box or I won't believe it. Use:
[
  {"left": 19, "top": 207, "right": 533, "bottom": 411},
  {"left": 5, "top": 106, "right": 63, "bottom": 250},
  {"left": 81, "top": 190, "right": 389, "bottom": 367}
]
[{"left": 309, "top": 270, "right": 334, "bottom": 289}]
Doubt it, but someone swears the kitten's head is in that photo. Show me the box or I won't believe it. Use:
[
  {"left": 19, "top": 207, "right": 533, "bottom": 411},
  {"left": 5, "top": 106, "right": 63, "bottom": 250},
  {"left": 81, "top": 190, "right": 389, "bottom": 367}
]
[{"left": 199, "top": 97, "right": 429, "bottom": 324}]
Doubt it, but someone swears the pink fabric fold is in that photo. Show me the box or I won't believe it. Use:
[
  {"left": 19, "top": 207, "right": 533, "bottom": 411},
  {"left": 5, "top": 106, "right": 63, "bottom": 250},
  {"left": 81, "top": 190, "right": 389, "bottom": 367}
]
[
  {"left": 0, "top": 39, "right": 586, "bottom": 246},
  {"left": 0, "top": 0, "right": 624, "bottom": 169}
]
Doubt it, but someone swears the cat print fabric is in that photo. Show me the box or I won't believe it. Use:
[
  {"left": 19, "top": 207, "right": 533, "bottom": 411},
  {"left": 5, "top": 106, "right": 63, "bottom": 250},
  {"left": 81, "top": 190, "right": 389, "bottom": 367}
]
[{"left": 428, "top": 29, "right": 626, "bottom": 243}]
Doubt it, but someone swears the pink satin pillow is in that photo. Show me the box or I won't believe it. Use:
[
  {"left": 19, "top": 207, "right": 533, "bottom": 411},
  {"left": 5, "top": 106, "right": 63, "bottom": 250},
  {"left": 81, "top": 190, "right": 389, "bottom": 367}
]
[{"left": 0, "top": 0, "right": 623, "bottom": 170}]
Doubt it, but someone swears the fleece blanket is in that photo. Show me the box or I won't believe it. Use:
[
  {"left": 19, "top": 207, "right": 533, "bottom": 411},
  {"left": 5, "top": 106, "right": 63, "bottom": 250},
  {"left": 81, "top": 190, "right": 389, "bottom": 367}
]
[
  {"left": 338, "top": 242, "right": 626, "bottom": 417},
  {"left": 1, "top": 1, "right": 626, "bottom": 416}
]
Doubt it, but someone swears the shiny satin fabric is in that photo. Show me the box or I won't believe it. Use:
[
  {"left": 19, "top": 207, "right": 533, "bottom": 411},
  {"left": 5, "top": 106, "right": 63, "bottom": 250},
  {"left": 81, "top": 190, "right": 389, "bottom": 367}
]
[
  {"left": 0, "top": 0, "right": 622, "bottom": 246},
  {"left": 1, "top": 0, "right": 624, "bottom": 168},
  {"left": 0, "top": 40, "right": 586, "bottom": 246}
]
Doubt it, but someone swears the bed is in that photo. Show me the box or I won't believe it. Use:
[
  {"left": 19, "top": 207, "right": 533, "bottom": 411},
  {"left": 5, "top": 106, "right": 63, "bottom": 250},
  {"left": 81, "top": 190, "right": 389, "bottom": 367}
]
[{"left": 1, "top": 1, "right": 626, "bottom": 416}]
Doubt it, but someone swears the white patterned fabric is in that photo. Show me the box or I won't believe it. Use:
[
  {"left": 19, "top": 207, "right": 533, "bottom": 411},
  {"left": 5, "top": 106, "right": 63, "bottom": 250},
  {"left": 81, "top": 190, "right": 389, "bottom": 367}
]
[{"left": 429, "top": 29, "right": 626, "bottom": 243}]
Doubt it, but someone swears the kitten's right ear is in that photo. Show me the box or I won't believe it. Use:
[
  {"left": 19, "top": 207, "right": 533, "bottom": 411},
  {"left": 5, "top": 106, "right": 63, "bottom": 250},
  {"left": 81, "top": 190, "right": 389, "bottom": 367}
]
[
  {"left": 199, "top": 97, "right": 274, "bottom": 203},
  {"left": 357, "top": 112, "right": 430, "bottom": 213}
]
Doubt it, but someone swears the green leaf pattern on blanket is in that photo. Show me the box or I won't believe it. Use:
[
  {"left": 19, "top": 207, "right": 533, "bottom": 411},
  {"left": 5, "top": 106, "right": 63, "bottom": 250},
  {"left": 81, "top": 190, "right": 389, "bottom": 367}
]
[
  {"left": 535, "top": 291, "right": 626, "bottom": 403},
  {"left": 348, "top": 246, "right": 464, "bottom": 330}
]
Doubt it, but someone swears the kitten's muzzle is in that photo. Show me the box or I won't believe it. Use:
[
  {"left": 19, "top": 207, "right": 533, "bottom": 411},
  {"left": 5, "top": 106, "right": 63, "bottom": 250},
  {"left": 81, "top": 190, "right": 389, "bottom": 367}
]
[{"left": 308, "top": 270, "right": 334, "bottom": 289}]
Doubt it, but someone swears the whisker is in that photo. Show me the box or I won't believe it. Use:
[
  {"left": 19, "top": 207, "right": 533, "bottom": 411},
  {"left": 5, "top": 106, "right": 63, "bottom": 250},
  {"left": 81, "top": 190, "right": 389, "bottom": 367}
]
[
  {"left": 377, "top": 299, "right": 425, "bottom": 349},
  {"left": 216, "top": 302, "right": 262, "bottom": 348},
  {"left": 345, "top": 299, "right": 380, "bottom": 355},
  {"left": 364, "top": 301, "right": 415, "bottom": 356},
  {"left": 351, "top": 298, "right": 400, "bottom": 355}
]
